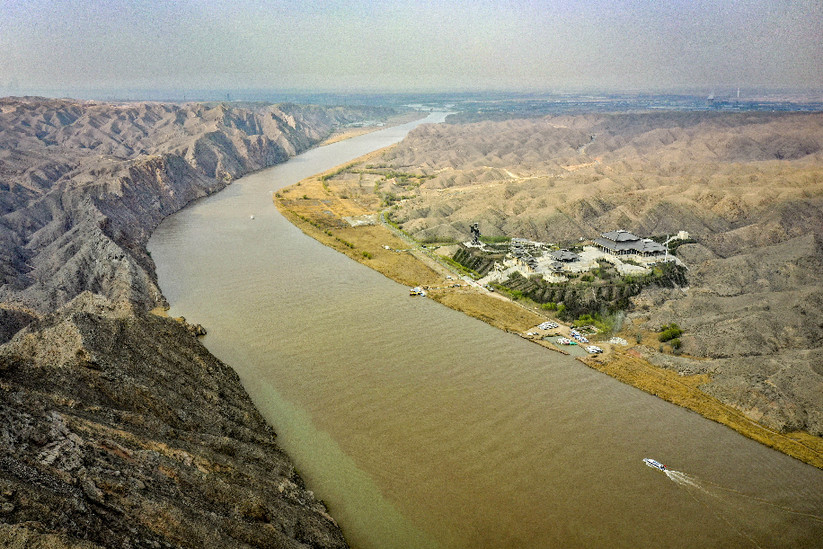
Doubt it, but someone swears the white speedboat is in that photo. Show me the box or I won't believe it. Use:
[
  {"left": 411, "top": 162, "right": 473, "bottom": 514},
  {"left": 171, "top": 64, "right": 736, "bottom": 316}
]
[{"left": 643, "top": 458, "right": 666, "bottom": 471}]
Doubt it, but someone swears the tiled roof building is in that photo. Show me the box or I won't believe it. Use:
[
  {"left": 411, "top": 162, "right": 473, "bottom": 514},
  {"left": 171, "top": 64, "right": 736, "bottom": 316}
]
[
  {"left": 550, "top": 249, "right": 579, "bottom": 262},
  {"left": 593, "top": 230, "right": 666, "bottom": 256}
]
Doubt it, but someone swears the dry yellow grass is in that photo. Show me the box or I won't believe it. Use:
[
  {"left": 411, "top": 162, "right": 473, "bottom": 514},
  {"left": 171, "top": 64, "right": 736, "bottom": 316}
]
[
  {"left": 428, "top": 289, "right": 545, "bottom": 333},
  {"left": 276, "top": 171, "right": 442, "bottom": 287},
  {"left": 149, "top": 306, "right": 170, "bottom": 318},
  {"left": 280, "top": 209, "right": 441, "bottom": 287},
  {"left": 275, "top": 149, "right": 823, "bottom": 470}
]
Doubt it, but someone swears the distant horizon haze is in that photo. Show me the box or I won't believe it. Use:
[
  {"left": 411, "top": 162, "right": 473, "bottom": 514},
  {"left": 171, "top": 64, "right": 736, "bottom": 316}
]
[
  {"left": 3, "top": 87, "right": 823, "bottom": 106},
  {"left": 1, "top": 0, "right": 821, "bottom": 95}
]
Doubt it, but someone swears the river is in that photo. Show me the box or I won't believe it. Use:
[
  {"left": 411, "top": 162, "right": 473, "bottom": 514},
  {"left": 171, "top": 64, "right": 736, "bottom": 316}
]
[{"left": 148, "top": 112, "right": 823, "bottom": 548}]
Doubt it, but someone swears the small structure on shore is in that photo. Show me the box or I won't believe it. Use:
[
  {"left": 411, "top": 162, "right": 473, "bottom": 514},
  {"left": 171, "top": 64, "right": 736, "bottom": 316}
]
[{"left": 470, "top": 222, "right": 481, "bottom": 245}]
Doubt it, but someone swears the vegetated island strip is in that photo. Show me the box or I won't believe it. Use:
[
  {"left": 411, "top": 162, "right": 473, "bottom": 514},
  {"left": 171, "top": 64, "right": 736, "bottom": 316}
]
[{"left": 274, "top": 147, "right": 823, "bottom": 470}]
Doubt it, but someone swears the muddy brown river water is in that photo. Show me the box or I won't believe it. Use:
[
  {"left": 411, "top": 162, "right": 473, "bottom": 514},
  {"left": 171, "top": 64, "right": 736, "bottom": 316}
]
[{"left": 148, "top": 113, "right": 823, "bottom": 548}]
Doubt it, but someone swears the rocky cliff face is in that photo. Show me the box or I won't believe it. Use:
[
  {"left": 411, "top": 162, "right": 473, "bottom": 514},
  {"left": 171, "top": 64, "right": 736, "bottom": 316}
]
[
  {"left": 0, "top": 293, "right": 347, "bottom": 548},
  {"left": 0, "top": 97, "right": 388, "bottom": 314},
  {"left": 0, "top": 97, "right": 391, "bottom": 547}
]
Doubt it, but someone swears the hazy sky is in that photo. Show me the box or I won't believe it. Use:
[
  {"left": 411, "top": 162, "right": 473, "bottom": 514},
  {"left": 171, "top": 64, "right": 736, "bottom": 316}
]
[{"left": 1, "top": 0, "right": 822, "bottom": 93}]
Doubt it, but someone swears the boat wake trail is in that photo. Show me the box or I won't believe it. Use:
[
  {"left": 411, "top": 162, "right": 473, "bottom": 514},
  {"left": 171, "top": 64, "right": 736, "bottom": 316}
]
[
  {"left": 664, "top": 468, "right": 823, "bottom": 522},
  {"left": 664, "top": 469, "right": 706, "bottom": 491},
  {"left": 663, "top": 467, "right": 765, "bottom": 548},
  {"left": 655, "top": 465, "right": 823, "bottom": 548}
]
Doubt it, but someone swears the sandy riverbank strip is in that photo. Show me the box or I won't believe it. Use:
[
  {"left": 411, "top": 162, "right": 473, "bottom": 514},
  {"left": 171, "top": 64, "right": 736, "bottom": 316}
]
[
  {"left": 273, "top": 151, "right": 823, "bottom": 470},
  {"left": 319, "top": 111, "right": 428, "bottom": 146}
]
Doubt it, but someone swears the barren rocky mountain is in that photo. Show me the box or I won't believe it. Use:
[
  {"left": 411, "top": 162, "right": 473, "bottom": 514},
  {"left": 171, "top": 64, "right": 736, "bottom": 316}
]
[
  {"left": 0, "top": 97, "right": 388, "bottom": 315},
  {"left": 370, "top": 112, "right": 823, "bottom": 436},
  {"left": 0, "top": 96, "right": 391, "bottom": 547}
]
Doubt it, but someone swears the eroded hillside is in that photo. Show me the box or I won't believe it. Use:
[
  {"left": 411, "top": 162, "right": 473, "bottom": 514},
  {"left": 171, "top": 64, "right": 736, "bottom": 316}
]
[
  {"left": 0, "top": 97, "right": 391, "bottom": 547},
  {"left": 0, "top": 97, "right": 387, "bottom": 316},
  {"left": 367, "top": 112, "right": 823, "bottom": 436}
]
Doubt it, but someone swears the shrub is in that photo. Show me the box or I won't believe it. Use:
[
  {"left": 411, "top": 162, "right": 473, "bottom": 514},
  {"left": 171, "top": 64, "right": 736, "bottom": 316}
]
[
  {"left": 658, "top": 323, "right": 683, "bottom": 342},
  {"left": 575, "top": 314, "right": 597, "bottom": 326},
  {"left": 595, "top": 265, "right": 616, "bottom": 280},
  {"left": 573, "top": 312, "right": 616, "bottom": 333}
]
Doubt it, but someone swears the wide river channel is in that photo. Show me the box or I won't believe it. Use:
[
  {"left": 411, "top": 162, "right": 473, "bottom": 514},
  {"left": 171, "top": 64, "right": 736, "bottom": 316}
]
[{"left": 148, "top": 113, "right": 823, "bottom": 548}]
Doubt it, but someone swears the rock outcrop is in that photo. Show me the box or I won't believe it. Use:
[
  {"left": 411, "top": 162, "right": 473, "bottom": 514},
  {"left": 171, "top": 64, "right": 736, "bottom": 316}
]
[{"left": 0, "top": 293, "right": 347, "bottom": 548}]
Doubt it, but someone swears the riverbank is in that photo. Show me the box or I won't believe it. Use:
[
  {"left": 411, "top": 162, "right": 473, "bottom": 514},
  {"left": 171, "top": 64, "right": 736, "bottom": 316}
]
[{"left": 274, "top": 151, "right": 823, "bottom": 470}]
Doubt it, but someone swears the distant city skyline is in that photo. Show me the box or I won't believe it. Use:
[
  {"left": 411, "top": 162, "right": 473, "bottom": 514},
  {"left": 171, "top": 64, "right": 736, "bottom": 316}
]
[{"left": 2, "top": 0, "right": 822, "bottom": 97}]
